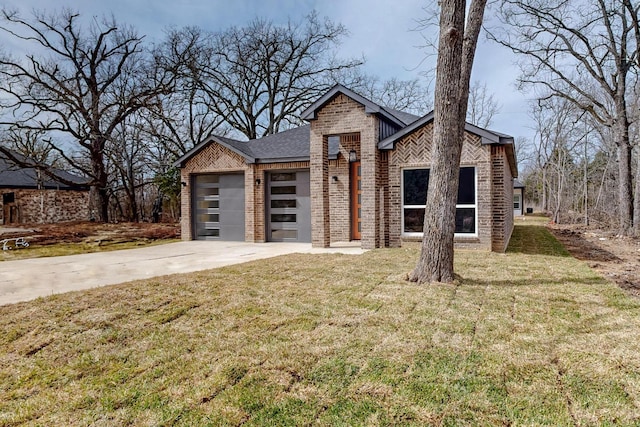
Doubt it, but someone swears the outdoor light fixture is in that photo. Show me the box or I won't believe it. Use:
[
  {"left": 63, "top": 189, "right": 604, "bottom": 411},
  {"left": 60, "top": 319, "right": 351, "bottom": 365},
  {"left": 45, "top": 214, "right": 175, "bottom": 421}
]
[
  {"left": 255, "top": 178, "right": 261, "bottom": 185},
  {"left": 181, "top": 181, "right": 187, "bottom": 187},
  {"left": 348, "top": 149, "right": 358, "bottom": 162},
  {"left": 332, "top": 175, "right": 338, "bottom": 182}
]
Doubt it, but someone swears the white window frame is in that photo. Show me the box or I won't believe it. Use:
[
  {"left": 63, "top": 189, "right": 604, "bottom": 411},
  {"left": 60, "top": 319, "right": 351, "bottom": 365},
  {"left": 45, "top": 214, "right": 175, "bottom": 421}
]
[
  {"left": 401, "top": 166, "right": 478, "bottom": 238},
  {"left": 513, "top": 193, "right": 521, "bottom": 210}
]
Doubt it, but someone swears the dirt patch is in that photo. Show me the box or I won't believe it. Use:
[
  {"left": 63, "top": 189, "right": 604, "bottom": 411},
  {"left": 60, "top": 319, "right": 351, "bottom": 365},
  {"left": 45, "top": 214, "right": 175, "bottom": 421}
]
[
  {"left": 548, "top": 223, "right": 640, "bottom": 297},
  {"left": 0, "top": 221, "right": 180, "bottom": 246}
]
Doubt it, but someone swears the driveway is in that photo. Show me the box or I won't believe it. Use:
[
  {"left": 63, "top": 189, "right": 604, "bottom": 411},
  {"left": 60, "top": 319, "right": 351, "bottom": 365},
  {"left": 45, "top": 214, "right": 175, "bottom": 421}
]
[{"left": 0, "top": 241, "right": 365, "bottom": 306}]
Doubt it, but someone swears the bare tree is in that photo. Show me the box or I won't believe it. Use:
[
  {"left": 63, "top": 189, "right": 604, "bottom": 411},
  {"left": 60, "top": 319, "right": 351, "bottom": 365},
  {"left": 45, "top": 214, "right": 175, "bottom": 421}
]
[
  {"left": 332, "top": 68, "right": 432, "bottom": 115},
  {"left": 489, "top": 0, "right": 640, "bottom": 235},
  {"left": 466, "top": 80, "right": 501, "bottom": 128},
  {"left": 409, "top": 0, "right": 488, "bottom": 284},
  {"left": 202, "top": 12, "right": 362, "bottom": 140},
  {"left": 0, "top": 8, "right": 173, "bottom": 221},
  {"left": 146, "top": 26, "right": 229, "bottom": 158}
]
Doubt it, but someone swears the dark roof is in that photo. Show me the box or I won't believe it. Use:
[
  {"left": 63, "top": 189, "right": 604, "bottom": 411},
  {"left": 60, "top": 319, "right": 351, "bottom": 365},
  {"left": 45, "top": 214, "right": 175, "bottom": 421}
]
[
  {"left": 0, "top": 151, "right": 89, "bottom": 190},
  {"left": 174, "top": 84, "right": 517, "bottom": 178},
  {"left": 380, "top": 106, "right": 420, "bottom": 126},
  {"left": 514, "top": 179, "right": 525, "bottom": 188},
  {"left": 174, "top": 124, "right": 343, "bottom": 167}
]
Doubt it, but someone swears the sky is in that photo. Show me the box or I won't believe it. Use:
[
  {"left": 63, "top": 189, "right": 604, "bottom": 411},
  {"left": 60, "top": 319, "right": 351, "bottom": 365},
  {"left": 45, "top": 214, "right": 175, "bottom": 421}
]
[{"left": 0, "top": 0, "right": 533, "bottom": 141}]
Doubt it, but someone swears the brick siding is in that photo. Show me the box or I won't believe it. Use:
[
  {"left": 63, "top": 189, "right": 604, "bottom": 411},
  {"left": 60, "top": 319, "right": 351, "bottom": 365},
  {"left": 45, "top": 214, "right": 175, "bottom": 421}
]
[
  {"left": 309, "top": 94, "right": 380, "bottom": 248},
  {"left": 388, "top": 123, "right": 495, "bottom": 251},
  {"left": 491, "top": 145, "right": 514, "bottom": 252},
  {"left": 179, "top": 143, "right": 249, "bottom": 240}
]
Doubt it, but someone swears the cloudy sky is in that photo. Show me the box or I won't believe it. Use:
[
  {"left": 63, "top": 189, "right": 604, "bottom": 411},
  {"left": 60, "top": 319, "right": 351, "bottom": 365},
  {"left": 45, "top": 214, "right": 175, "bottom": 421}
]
[{"left": 0, "top": 0, "right": 532, "bottom": 140}]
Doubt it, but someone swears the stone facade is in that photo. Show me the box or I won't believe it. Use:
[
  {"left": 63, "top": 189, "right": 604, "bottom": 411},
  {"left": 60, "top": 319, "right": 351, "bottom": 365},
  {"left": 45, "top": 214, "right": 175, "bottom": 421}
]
[{"left": 0, "top": 188, "right": 89, "bottom": 225}]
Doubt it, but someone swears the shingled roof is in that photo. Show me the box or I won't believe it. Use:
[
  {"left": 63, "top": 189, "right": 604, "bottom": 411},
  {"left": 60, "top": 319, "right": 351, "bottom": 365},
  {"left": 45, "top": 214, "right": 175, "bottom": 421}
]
[
  {"left": 174, "top": 85, "right": 423, "bottom": 168},
  {"left": 0, "top": 151, "right": 89, "bottom": 190}
]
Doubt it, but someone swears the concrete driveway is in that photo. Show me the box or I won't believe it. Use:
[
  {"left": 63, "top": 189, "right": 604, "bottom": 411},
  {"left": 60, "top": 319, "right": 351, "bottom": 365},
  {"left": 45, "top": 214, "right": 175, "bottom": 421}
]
[{"left": 0, "top": 241, "right": 365, "bottom": 306}]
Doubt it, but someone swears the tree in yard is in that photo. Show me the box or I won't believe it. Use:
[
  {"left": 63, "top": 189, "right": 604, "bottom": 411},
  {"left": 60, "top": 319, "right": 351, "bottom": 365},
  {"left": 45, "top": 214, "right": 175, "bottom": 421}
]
[
  {"left": 0, "top": 8, "right": 174, "bottom": 222},
  {"left": 145, "top": 26, "right": 229, "bottom": 159},
  {"left": 489, "top": 0, "right": 640, "bottom": 235},
  {"left": 202, "top": 12, "right": 362, "bottom": 140},
  {"left": 409, "top": 0, "right": 488, "bottom": 284}
]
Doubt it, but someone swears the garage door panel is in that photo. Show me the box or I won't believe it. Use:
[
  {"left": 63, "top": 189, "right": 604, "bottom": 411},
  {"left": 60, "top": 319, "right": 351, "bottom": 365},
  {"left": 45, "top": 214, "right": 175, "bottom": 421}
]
[
  {"left": 193, "top": 173, "right": 245, "bottom": 241},
  {"left": 267, "top": 170, "right": 310, "bottom": 242}
]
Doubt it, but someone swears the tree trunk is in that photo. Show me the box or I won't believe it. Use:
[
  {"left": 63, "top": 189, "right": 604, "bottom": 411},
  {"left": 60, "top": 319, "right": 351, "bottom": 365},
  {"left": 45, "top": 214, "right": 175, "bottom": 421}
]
[
  {"left": 90, "top": 140, "right": 110, "bottom": 222},
  {"left": 617, "top": 141, "right": 634, "bottom": 234},
  {"left": 634, "top": 148, "right": 640, "bottom": 235},
  {"left": 409, "top": 0, "right": 479, "bottom": 284}
]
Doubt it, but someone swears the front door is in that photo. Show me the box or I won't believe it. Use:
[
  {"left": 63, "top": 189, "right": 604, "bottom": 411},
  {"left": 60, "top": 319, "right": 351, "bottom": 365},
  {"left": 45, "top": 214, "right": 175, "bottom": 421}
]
[{"left": 350, "top": 161, "right": 361, "bottom": 240}]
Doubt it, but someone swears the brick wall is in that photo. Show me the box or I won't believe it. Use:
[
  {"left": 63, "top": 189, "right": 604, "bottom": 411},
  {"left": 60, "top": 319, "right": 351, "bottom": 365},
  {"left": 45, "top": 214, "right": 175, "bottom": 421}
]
[
  {"left": 180, "top": 143, "right": 249, "bottom": 240},
  {"left": 179, "top": 140, "right": 312, "bottom": 242},
  {"left": 0, "top": 188, "right": 89, "bottom": 224},
  {"left": 388, "top": 123, "right": 493, "bottom": 251},
  {"left": 309, "top": 93, "right": 380, "bottom": 248},
  {"left": 491, "top": 146, "right": 514, "bottom": 252}
]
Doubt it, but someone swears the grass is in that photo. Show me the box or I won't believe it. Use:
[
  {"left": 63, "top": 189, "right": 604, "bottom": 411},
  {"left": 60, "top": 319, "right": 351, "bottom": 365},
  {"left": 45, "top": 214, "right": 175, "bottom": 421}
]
[
  {"left": 0, "top": 238, "right": 179, "bottom": 261},
  {"left": 1, "top": 224, "right": 640, "bottom": 425}
]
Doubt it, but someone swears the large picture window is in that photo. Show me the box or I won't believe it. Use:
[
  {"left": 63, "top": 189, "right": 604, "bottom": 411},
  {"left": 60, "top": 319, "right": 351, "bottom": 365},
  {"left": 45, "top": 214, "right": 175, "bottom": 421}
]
[{"left": 402, "top": 167, "right": 477, "bottom": 235}]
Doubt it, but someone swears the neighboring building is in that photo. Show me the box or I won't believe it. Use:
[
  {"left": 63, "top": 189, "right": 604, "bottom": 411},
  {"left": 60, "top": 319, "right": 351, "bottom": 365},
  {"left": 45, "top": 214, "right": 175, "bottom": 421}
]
[
  {"left": 175, "top": 84, "right": 518, "bottom": 252},
  {"left": 0, "top": 151, "right": 90, "bottom": 225},
  {"left": 513, "top": 179, "right": 525, "bottom": 217}
]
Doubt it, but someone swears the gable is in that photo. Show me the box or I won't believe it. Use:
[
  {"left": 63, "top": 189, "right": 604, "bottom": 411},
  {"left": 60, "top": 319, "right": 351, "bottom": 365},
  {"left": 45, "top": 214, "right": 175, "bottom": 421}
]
[
  {"left": 390, "top": 123, "right": 487, "bottom": 166},
  {"left": 182, "top": 142, "right": 247, "bottom": 174},
  {"left": 380, "top": 114, "right": 518, "bottom": 178}
]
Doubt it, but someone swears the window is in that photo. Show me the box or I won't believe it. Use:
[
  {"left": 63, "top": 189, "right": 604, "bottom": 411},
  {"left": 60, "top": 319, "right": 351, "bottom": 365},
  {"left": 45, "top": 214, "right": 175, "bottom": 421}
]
[
  {"left": 402, "top": 167, "right": 477, "bottom": 235},
  {"left": 514, "top": 194, "right": 521, "bottom": 210}
]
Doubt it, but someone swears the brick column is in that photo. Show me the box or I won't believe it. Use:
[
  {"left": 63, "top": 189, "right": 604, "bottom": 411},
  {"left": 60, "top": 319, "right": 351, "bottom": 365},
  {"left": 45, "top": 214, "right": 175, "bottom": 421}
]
[
  {"left": 180, "top": 170, "right": 192, "bottom": 240},
  {"left": 360, "top": 117, "right": 380, "bottom": 249},
  {"left": 310, "top": 130, "right": 330, "bottom": 247}
]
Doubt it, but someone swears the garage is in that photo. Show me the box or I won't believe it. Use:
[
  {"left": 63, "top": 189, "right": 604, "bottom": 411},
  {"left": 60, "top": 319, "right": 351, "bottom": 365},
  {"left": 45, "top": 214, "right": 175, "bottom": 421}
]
[
  {"left": 267, "top": 170, "right": 311, "bottom": 242},
  {"left": 192, "top": 173, "right": 245, "bottom": 241}
]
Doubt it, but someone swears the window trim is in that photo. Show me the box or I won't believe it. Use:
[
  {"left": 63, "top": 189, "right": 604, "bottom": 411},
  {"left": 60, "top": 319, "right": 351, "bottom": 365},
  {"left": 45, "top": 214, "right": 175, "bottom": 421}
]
[{"left": 401, "top": 166, "right": 478, "bottom": 238}]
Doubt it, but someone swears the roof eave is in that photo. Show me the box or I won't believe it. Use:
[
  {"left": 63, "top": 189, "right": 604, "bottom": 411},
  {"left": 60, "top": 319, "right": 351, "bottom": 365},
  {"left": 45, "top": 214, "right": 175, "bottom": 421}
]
[
  {"left": 301, "top": 84, "right": 406, "bottom": 128},
  {"left": 254, "top": 156, "right": 310, "bottom": 164}
]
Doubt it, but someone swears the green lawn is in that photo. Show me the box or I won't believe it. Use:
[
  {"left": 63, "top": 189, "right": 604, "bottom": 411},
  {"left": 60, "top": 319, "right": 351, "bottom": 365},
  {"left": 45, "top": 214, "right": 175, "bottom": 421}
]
[{"left": 1, "top": 224, "right": 639, "bottom": 426}]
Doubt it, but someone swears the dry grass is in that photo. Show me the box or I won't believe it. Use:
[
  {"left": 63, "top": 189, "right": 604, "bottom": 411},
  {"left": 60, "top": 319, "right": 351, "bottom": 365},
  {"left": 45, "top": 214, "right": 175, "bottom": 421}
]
[
  {"left": 1, "top": 224, "right": 640, "bottom": 425},
  {"left": 0, "top": 239, "right": 179, "bottom": 261}
]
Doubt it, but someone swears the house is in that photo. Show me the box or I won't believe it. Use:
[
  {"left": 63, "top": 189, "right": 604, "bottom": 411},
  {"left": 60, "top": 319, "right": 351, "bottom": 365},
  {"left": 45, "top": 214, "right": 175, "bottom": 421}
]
[
  {"left": 513, "top": 179, "right": 525, "bottom": 216},
  {"left": 175, "top": 84, "right": 518, "bottom": 252},
  {"left": 0, "top": 151, "right": 90, "bottom": 225}
]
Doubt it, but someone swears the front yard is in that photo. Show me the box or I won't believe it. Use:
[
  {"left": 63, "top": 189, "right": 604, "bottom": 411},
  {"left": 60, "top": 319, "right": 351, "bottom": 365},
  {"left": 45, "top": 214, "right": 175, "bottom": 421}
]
[{"left": 1, "top": 224, "right": 639, "bottom": 425}]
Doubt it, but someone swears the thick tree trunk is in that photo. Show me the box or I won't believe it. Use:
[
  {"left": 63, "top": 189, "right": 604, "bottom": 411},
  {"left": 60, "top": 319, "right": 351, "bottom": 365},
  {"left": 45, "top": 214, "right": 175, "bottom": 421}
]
[
  {"left": 90, "top": 140, "right": 110, "bottom": 222},
  {"left": 634, "top": 148, "right": 640, "bottom": 235},
  {"left": 409, "top": 0, "right": 487, "bottom": 284},
  {"left": 613, "top": 99, "right": 633, "bottom": 234},
  {"left": 409, "top": 0, "right": 466, "bottom": 284},
  {"left": 617, "top": 141, "right": 634, "bottom": 234}
]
